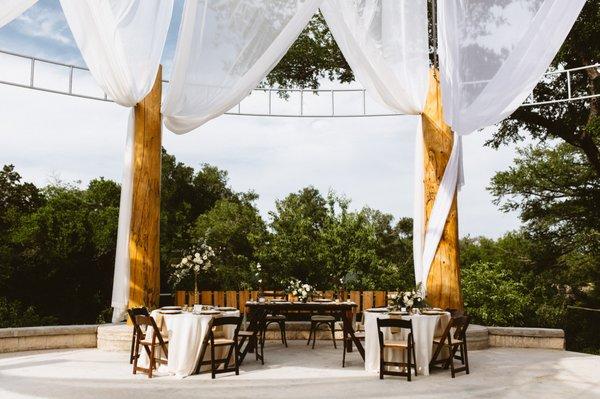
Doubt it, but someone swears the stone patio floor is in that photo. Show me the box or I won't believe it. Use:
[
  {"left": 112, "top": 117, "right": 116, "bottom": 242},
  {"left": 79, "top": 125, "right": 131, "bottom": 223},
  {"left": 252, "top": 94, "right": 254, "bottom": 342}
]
[{"left": 0, "top": 341, "right": 599, "bottom": 399}]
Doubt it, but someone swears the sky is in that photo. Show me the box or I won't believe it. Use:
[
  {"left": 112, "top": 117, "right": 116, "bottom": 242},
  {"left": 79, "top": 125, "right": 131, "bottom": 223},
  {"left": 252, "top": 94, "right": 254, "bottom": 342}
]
[{"left": 0, "top": 0, "right": 523, "bottom": 239}]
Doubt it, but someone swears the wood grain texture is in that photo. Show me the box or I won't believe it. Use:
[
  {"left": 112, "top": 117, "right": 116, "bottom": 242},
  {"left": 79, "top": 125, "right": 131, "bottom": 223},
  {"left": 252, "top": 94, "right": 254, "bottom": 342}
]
[
  {"left": 421, "top": 69, "right": 463, "bottom": 310},
  {"left": 128, "top": 66, "right": 162, "bottom": 312}
]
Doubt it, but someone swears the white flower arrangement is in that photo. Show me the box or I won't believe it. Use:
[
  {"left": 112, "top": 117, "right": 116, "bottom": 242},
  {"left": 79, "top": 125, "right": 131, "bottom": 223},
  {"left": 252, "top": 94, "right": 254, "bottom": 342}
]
[
  {"left": 285, "top": 278, "right": 313, "bottom": 302},
  {"left": 390, "top": 283, "right": 426, "bottom": 310},
  {"left": 170, "top": 239, "right": 216, "bottom": 290}
]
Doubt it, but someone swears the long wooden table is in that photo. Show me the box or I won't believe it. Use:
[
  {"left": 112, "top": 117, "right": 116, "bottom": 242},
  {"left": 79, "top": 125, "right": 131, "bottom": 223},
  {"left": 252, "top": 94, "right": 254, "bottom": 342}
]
[{"left": 244, "top": 301, "right": 364, "bottom": 361}]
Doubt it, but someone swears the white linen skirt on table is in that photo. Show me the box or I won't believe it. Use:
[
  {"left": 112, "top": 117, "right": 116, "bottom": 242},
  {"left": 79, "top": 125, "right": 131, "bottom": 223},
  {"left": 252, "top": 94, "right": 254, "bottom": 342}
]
[
  {"left": 363, "top": 311, "right": 450, "bottom": 376},
  {"left": 139, "top": 310, "right": 240, "bottom": 378}
]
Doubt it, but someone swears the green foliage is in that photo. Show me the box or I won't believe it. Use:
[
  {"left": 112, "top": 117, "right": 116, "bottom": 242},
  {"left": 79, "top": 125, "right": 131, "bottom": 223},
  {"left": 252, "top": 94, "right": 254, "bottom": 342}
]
[
  {"left": 462, "top": 261, "right": 531, "bottom": 327},
  {"left": 191, "top": 198, "right": 267, "bottom": 290},
  {"left": 257, "top": 188, "right": 413, "bottom": 291},
  {"left": 1, "top": 174, "right": 119, "bottom": 324},
  {"left": 0, "top": 297, "right": 56, "bottom": 328}
]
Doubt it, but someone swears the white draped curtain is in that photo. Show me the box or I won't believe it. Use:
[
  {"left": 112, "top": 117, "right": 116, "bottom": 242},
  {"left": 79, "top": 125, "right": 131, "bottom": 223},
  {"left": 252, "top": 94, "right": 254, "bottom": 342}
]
[
  {"left": 59, "top": 0, "right": 174, "bottom": 322},
  {"left": 320, "top": 0, "right": 432, "bottom": 290},
  {"left": 416, "top": 0, "right": 586, "bottom": 289},
  {"left": 0, "top": 0, "right": 37, "bottom": 28},
  {"left": 162, "top": 0, "right": 321, "bottom": 134}
]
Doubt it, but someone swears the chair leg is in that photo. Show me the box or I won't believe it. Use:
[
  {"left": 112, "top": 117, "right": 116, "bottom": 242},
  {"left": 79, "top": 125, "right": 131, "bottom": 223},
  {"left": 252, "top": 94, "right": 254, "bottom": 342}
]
[
  {"left": 307, "top": 321, "right": 314, "bottom": 345},
  {"left": 463, "top": 343, "right": 470, "bottom": 375},
  {"left": 342, "top": 337, "right": 347, "bottom": 367},
  {"left": 260, "top": 333, "right": 265, "bottom": 365},
  {"left": 235, "top": 343, "right": 240, "bottom": 375},
  {"left": 379, "top": 348, "right": 384, "bottom": 380},
  {"left": 412, "top": 341, "right": 418, "bottom": 377},
  {"left": 407, "top": 346, "right": 412, "bottom": 382},
  {"left": 130, "top": 331, "right": 136, "bottom": 364},
  {"left": 132, "top": 339, "right": 140, "bottom": 375},
  {"left": 211, "top": 343, "right": 216, "bottom": 379},
  {"left": 330, "top": 322, "right": 337, "bottom": 349},
  {"left": 280, "top": 321, "right": 288, "bottom": 347},
  {"left": 149, "top": 344, "right": 155, "bottom": 378},
  {"left": 311, "top": 323, "right": 318, "bottom": 349}
]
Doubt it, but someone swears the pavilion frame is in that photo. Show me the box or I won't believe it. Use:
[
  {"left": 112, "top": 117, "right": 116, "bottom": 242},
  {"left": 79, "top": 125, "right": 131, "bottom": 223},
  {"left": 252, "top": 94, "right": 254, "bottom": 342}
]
[
  {"left": 4, "top": 50, "right": 597, "bottom": 312},
  {"left": 125, "top": 66, "right": 462, "bottom": 312}
]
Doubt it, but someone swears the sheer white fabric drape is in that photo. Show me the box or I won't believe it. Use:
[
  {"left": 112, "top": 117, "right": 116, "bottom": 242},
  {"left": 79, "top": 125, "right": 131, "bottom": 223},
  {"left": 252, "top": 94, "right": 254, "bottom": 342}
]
[
  {"left": 0, "top": 0, "right": 37, "bottom": 28},
  {"left": 60, "top": 0, "right": 173, "bottom": 322},
  {"left": 60, "top": 0, "right": 173, "bottom": 107},
  {"left": 320, "top": 0, "right": 429, "bottom": 115},
  {"left": 163, "top": 0, "right": 321, "bottom": 134},
  {"left": 418, "top": 0, "right": 586, "bottom": 286},
  {"left": 321, "top": 0, "right": 430, "bottom": 288}
]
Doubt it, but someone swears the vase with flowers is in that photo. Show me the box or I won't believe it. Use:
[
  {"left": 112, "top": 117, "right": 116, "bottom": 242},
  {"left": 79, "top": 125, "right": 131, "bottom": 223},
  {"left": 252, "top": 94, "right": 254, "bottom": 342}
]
[{"left": 170, "top": 239, "right": 215, "bottom": 303}]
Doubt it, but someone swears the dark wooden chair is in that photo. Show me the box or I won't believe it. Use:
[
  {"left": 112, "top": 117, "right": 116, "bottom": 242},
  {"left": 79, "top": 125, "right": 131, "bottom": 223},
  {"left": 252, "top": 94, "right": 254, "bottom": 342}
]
[
  {"left": 261, "top": 291, "right": 288, "bottom": 347},
  {"left": 377, "top": 318, "right": 417, "bottom": 381},
  {"left": 238, "top": 308, "right": 267, "bottom": 365},
  {"left": 430, "top": 315, "right": 470, "bottom": 378},
  {"left": 127, "top": 307, "right": 150, "bottom": 364},
  {"left": 307, "top": 313, "right": 337, "bottom": 349},
  {"left": 132, "top": 315, "right": 169, "bottom": 378},
  {"left": 197, "top": 316, "right": 242, "bottom": 379}
]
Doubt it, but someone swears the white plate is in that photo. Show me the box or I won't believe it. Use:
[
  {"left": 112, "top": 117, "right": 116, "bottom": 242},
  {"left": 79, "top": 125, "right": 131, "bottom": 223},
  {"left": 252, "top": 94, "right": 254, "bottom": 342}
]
[
  {"left": 366, "top": 308, "right": 389, "bottom": 313},
  {"left": 159, "top": 310, "right": 182, "bottom": 314}
]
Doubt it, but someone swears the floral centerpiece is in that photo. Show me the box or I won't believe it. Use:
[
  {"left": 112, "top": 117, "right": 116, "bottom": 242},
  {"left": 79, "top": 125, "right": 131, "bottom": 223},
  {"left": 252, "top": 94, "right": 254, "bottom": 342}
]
[
  {"left": 389, "top": 283, "right": 426, "bottom": 313},
  {"left": 170, "top": 239, "right": 215, "bottom": 301},
  {"left": 285, "top": 278, "right": 313, "bottom": 303}
]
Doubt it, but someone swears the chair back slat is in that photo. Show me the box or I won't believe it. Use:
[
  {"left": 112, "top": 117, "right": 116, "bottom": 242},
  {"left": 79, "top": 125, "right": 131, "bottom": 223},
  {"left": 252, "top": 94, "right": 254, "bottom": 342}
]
[
  {"left": 452, "top": 315, "right": 470, "bottom": 340},
  {"left": 213, "top": 315, "right": 243, "bottom": 327},
  {"left": 377, "top": 318, "right": 413, "bottom": 330}
]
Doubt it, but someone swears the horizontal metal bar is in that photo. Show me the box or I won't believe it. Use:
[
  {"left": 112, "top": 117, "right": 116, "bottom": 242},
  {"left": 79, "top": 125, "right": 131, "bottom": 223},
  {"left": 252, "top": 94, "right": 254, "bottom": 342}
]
[
  {"left": 222, "top": 112, "right": 406, "bottom": 118},
  {"left": 0, "top": 79, "right": 112, "bottom": 102},
  {"left": 1, "top": 48, "right": 599, "bottom": 117}
]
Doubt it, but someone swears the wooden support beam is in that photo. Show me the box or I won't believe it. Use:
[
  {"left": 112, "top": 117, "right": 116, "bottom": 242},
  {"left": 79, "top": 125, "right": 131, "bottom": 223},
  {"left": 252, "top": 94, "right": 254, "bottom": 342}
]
[
  {"left": 128, "top": 66, "right": 162, "bottom": 312},
  {"left": 421, "top": 68, "right": 463, "bottom": 310}
]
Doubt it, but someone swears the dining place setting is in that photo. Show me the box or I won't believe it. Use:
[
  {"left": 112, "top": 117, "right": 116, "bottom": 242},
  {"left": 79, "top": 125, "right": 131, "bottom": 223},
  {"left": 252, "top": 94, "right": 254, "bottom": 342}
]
[{"left": 126, "top": 287, "right": 471, "bottom": 382}]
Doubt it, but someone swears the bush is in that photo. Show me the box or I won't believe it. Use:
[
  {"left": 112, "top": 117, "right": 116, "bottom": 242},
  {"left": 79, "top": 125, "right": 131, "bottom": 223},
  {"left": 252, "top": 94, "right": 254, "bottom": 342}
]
[
  {"left": 0, "top": 297, "right": 56, "bottom": 328},
  {"left": 462, "top": 261, "right": 532, "bottom": 326}
]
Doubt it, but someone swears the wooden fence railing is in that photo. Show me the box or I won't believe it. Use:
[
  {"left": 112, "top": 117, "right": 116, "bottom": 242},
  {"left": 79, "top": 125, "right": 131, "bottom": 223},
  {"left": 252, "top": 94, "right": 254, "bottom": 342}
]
[{"left": 174, "top": 290, "right": 389, "bottom": 315}]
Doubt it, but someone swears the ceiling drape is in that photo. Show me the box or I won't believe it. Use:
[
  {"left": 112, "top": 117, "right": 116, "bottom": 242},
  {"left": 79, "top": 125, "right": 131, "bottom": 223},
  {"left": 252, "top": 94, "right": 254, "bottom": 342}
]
[
  {"left": 162, "top": 0, "right": 321, "bottom": 134},
  {"left": 0, "top": 0, "right": 37, "bottom": 28},
  {"left": 59, "top": 0, "right": 174, "bottom": 323},
  {"left": 416, "top": 0, "right": 587, "bottom": 287}
]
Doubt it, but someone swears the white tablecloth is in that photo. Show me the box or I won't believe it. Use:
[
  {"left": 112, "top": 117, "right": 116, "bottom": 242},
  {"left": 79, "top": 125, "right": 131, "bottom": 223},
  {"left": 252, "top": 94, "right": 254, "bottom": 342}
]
[
  {"left": 139, "top": 309, "right": 240, "bottom": 378},
  {"left": 364, "top": 310, "right": 450, "bottom": 376}
]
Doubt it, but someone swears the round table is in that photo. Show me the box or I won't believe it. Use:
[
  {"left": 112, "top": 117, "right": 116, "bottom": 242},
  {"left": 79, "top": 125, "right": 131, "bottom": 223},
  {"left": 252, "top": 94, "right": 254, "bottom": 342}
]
[
  {"left": 140, "top": 309, "right": 240, "bottom": 378},
  {"left": 363, "top": 309, "right": 450, "bottom": 376}
]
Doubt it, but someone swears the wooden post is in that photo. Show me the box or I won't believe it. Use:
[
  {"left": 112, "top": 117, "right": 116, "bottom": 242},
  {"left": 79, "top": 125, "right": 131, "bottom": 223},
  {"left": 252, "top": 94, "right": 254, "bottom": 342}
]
[
  {"left": 128, "top": 66, "right": 162, "bottom": 312},
  {"left": 421, "top": 68, "right": 463, "bottom": 310}
]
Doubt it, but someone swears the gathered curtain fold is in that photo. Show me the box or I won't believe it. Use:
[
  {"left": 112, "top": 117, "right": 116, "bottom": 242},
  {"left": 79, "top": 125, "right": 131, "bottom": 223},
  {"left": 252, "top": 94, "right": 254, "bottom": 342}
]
[
  {"left": 162, "top": 0, "right": 321, "bottom": 134},
  {"left": 0, "top": 0, "right": 37, "bottom": 28},
  {"left": 59, "top": 0, "right": 173, "bottom": 322},
  {"left": 419, "top": 0, "right": 586, "bottom": 287}
]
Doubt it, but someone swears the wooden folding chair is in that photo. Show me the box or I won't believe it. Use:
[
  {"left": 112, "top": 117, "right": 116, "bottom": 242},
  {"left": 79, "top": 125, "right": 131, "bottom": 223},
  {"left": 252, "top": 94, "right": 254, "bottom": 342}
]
[
  {"left": 261, "top": 291, "right": 288, "bottom": 347},
  {"left": 197, "top": 315, "right": 242, "bottom": 379},
  {"left": 377, "top": 318, "right": 417, "bottom": 381},
  {"left": 238, "top": 308, "right": 267, "bottom": 365},
  {"left": 127, "top": 307, "right": 150, "bottom": 364},
  {"left": 132, "top": 315, "right": 169, "bottom": 378},
  {"left": 430, "top": 315, "right": 471, "bottom": 378}
]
